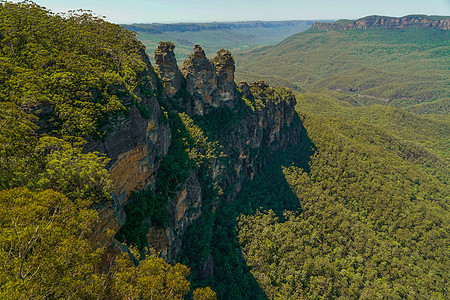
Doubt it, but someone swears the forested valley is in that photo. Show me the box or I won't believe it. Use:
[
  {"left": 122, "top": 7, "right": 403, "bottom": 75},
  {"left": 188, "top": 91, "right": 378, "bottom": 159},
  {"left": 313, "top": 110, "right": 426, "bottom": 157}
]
[{"left": 0, "top": 1, "right": 448, "bottom": 299}]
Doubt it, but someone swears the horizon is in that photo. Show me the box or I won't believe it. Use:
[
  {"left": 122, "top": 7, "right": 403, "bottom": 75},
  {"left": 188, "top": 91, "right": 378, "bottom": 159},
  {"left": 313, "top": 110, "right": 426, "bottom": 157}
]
[
  {"left": 124, "top": 14, "right": 449, "bottom": 26},
  {"left": 6, "top": 0, "right": 450, "bottom": 24}
]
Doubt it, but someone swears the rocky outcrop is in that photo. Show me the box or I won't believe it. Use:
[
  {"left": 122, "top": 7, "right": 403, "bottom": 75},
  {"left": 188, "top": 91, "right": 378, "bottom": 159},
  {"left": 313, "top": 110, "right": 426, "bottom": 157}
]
[
  {"left": 165, "top": 171, "right": 202, "bottom": 260},
  {"left": 145, "top": 171, "right": 202, "bottom": 261},
  {"left": 211, "top": 80, "right": 301, "bottom": 200},
  {"left": 313, "top": 15, "right": 450, "bottom": 31},
  {"left": 213, "top": 49, "right": 237, "bottom": 105},
  {"left": 154, "top": 45, "right": 239, "bottom": 116},
  {"left": 147, "top": 45, "right": 302, "bottom": 260},
  {"left": 86, "top": 42, "right": 302, "bottom": 264},
  {"left": 154, "top": 41, "right": 185, "bottom": 97},
  {"left": 181, "top": 45, "right": 219, "bottom": 115}
]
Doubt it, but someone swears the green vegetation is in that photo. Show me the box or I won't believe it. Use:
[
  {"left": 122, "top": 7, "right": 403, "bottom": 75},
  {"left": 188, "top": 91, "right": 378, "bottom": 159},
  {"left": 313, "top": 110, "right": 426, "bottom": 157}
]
[
  {"left": 0, "top": 2, "right": 211, "bottom": 298},
  {"left": 249, "top": 81, "right": 296, "bottom": 109},
  {"left": 0, "top": 0, "right": 151, "bottom": 138},
  {"left": 295, "top": 91, "right": 450, "bottom": 182},
  {"left": 236, "top": 113, "right": 449, "bottom": 299},
  {"left": 110, "top": 249, "right": 191, "bottom": 299},
  {"left": 1, "top": 2, "right": 448, "bottom": 299},
  {"left": 180, "top": 20, "right": 450, "bottom": 299},
  {"left": 124, "top": 21, "right": 322, "bottom": 62},
  {"left": 183, "top": 102, "right": 448, "bottom": 298},
  {"left": 117, "top": 111, "right": 195, "bottom": 250},
  {"left": 236, "top": 26, "right": 450, "bottom": 112},
  {"left": 0, "top": 187, "right": 101, "bottom": 299}
]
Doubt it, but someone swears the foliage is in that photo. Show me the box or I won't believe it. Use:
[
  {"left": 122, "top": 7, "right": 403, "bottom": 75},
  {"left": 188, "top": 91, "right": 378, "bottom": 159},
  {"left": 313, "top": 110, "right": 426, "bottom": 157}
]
[
  {"left": 116, "top": 189, "right": 167, "bottom": 250},
  {"left": 0, "top": 0, "right": 151, "bottom": 137},
  {"left": 193, "top": 287, "right": 217, "bottom": 300},
  {"left": 249, "top": 81, "right": 295, "bottom": 109},
  {"left": 236, "top": 26, "right": 450, "bottom": 113},
  {"left": 0, "top": 101, "right": 37, "bottom": 189},
  {"left": 0, "top": 131, "right": 113, "bottom": 205},
  {"left": 236, "top": 113, "right": 449, "bottom": 299},
  {"left": 116, "top": 109, "right": 196, "bottom": 251},
  {"left": 0, "top": 187, "right": 103, "bottom": 299},
  {"left": 229, "top": 26, "right": 449, "bottom": 298},
  {"left": 211, "top": 49, "right": 233, "bottom": 65},
  {"left": 1, "top": 3, "right": 448, "bottom": 299},
  {"left": 111, "top": 250, "right": 191, "bottom": 300},
  {"left": 33, "top": 136, "right": 113, "bottom": 204},
  {"left": 295, "top": 90, "right": 450, "bottom": 183},
  {"left": 124, "top": 21, "right": 317, "bottom": 62},
  {"left": 0, "top": 3, "right": 200, "bottom": 298},
  {"left": 117, "top": 104, "right": 222, "bottom": 252},
  {"left": 178, "top": 112, "right": 224, "bottom": 167}
]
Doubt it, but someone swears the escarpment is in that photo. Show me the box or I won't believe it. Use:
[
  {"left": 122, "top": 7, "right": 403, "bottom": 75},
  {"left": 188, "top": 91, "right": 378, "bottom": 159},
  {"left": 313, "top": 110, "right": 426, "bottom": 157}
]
[
  {"left": 154, "top": 41, "right": 185, "bottom": 97},
  {"left": 59, "top": 34, "right": 305, "bottom": 265},
  {"left": 313, "top": 15, "right": 450, "bottom": 31},
  {"left": 97, "top": 41, "right": 304, "bottom": 262},
  {"left": 85, "top": 49, "right": 171, "bottom": 248},
  {"left": 0, "top": 0, "right": 304, "bottom": 286}
]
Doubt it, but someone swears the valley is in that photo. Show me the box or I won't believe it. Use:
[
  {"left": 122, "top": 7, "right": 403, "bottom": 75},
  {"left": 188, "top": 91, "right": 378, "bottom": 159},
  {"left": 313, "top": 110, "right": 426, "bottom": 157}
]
[
  {"left": 0, "top": 2, "right": 448, "bottom": 299},
  {"left": 122, "top": 20, "right": 330, "bottom": 62}
]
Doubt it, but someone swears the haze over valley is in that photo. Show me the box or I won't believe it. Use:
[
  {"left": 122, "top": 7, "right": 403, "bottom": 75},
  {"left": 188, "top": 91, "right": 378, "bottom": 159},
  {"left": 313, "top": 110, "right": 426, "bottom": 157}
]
[{"left": 0, "top": 1, "right": 449, "bottom": 299}]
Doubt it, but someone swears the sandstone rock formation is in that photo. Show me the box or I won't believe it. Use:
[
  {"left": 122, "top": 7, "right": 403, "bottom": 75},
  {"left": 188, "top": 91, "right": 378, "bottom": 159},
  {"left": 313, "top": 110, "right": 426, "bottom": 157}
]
[
  {"left": 85, "top": 50, "right": 171, "bottom": 250},
  {"left": 313, "top": 15, "right": 450, "bottom": 31},
  {"left": 213, "top": 49, "right": 237, "bottom": 105},
  {"left": 181, "top": 44, "right": 219, "bottom": 115},
  {"left": 154, "top": 41, "right": 185, "bottom": 97},
  {"left": 148, "top": 46, "right": 302, "bottom": 259},
  {"left": 87, "top": 43, "right": 303, "bottom": 264}
]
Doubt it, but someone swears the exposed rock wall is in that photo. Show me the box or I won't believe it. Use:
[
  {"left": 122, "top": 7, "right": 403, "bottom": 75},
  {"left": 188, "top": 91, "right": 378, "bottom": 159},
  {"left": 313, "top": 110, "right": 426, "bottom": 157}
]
[
  {"left": 86, "top": 42, "right": 303, "bottom": 263},
  {"left": 313, "top": 15, "right": 450, "bottom": 31},
  {"left": 86, "top": 50, "right": 171, "bottom": 249},
  {"left": 182, "top": 44, "right": 219, "bottom": 115},
  {"left": 149, "top": 45, "right": 302, "bottom": 260},
  {"left": 213, "top": 49, "right": 237, "bottom": 105},
  {"left": 154, "top": 41, "right": 185, "bottom": 97}
]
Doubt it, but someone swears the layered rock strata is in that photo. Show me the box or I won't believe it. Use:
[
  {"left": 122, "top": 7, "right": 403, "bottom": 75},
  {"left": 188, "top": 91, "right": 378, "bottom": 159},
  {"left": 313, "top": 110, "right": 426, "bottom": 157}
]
[
  {"left": 155, "top": 42, "right": 238, "bottom": 115},
  {"left": 313, "top": 15, "right": 450, "bottom": 31},
  {"left": 154, "top": 41, "right": 185, "bottom": 97},
  {"left": 85, "top": 50, "right": 171, "bottom": 248},
  {"left": 150, "top": 44, "right": 302, "bottom": 260},
  {"left": 87, "top": 42, "right": 303, "bottom": 263}
]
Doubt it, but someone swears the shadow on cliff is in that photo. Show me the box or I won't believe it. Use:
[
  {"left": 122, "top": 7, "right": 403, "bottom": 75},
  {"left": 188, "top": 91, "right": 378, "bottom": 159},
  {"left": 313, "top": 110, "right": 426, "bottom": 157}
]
[{"left": 186, "top": 112, "right": 316, "bottom": 299}]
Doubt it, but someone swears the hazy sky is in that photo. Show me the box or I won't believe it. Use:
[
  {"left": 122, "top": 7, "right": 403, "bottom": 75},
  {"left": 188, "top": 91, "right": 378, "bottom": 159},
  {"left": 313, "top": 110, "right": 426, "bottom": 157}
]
[{"left": 10, "top": 0, "right": 450, "bottom": 23}]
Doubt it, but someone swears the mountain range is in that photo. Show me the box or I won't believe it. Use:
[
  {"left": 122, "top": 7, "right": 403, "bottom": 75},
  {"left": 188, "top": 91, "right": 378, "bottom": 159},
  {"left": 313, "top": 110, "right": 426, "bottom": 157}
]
[
  {"left": 122, "top": 20, "right": 332, "bottom": 62},
  {"left": 0, "top": 3, "right": 448, "bottom": 299}
]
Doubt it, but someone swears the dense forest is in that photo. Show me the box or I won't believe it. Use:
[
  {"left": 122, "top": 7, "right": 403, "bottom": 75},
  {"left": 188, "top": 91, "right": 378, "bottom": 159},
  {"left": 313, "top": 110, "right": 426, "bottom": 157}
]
[
  {"left": 182, "top": 108, "right": 448, "bottom": 298},
  {"left": 0, "top": 1, "right": 448, "bottom": 300},
  {"left": 181, "top": 17, "right": 449, "bottom": 299},
  {"left": 0, "top": 2, "right": 214, "bottom": 299},
  {"left": 235, "top": 22, "right": 450, "bottom": 113}
]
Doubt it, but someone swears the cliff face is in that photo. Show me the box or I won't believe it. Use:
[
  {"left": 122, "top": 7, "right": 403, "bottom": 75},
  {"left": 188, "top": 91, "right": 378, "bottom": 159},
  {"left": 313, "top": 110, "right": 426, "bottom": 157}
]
[
  {"left": 89, "top": 42, "right": 302, "bottom": 262},
  {"left": 313, "top": 15, "right": 450, "bottom": 31},
  {"left": 85, "top": 50, "right": 171, "bottom": 248},
  {"left": 181, "top": 44, "right": 219, "bottom": 115},
  {"left": 147, "top": 42, "right": 301, "bottom": 260},
  {"left": 157, "top": 44, "right": 238, "bottom": 115},
  {"left": 213, "top": 49, "right": 237, "bottom": 104},
  {"left": 154, "top": 42, "right": 185, "bottom": 97}
]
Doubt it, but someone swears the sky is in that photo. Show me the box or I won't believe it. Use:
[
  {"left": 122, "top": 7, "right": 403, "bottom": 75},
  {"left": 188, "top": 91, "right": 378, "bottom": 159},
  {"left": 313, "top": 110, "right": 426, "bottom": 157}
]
[{"left": 8, "top": 0, "right": 450, "bottom": 23}]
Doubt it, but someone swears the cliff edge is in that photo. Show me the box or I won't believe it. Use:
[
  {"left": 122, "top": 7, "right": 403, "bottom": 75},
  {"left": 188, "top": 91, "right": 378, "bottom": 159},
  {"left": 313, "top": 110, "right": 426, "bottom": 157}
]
[
  {"left": 313, "top": 15, "right": 450, "bottom": 31},
  {"left": 107, "top": 42, "right": 303, "bottom": 263}
]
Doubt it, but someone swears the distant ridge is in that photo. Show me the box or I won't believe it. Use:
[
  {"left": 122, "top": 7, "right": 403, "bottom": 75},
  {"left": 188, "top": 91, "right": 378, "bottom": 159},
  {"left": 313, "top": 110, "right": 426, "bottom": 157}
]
[
  {"left": 313, "top": 15, "right": 450, "bottom": 30},
  {"left": 123, "top": 20, "right": 333, "bottom": 62},
  {"left": 123, "top": 20, "right": 330, "bottom": 34}
]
